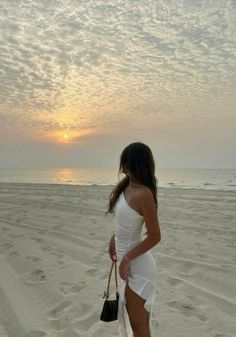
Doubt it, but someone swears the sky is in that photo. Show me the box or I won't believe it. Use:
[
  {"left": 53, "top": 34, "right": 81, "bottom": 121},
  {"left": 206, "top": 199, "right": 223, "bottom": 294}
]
[{"left": 0, "top": 0, "right": 236, "bottom": 169}]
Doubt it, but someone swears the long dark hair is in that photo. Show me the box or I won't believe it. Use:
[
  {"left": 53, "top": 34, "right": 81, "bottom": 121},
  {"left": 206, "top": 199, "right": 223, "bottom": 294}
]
[{"left": 106, "top": 142, "right": 158, "bottom": 214}]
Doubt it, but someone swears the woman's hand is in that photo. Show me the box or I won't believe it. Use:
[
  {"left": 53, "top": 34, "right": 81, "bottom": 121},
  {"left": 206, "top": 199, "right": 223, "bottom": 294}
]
[
  {"left": 119, "top": 255, "right": 133, "bottom": 281},
  {"left": 108, "top": 234, "right": 117, "bottom": 262}
]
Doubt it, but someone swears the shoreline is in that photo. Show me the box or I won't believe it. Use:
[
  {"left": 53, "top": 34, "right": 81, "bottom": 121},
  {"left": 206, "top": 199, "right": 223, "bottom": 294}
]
[{"left": 0, "top": 181, "right": 236, "bottom": 194}]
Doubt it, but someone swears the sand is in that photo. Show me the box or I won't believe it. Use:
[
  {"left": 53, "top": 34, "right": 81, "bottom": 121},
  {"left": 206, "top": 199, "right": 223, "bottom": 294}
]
[{"left": 0, "top": 182, "right": 235, "bottom": 337}]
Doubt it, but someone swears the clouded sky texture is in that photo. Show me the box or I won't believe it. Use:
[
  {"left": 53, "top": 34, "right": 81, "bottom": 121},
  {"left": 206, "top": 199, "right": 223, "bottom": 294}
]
[{"left": 0, "top": 0, "right": 236, "bottom": 169}]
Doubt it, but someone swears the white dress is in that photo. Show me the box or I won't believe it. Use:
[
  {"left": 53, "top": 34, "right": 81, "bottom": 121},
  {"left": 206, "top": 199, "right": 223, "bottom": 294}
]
[{"left": 114, "top": 191, "right": 157, "bottom": 337}]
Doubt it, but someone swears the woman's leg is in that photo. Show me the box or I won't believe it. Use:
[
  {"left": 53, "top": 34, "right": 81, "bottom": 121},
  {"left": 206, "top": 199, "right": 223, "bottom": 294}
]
[{"left": 124, "top": 281, "right": 151, "bottom": 337}]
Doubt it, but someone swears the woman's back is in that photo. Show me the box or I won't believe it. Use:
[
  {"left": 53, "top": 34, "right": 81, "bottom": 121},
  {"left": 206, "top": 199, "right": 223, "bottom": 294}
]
[{"left": 114, "top": 190, "right": 144, "bottom": 259}]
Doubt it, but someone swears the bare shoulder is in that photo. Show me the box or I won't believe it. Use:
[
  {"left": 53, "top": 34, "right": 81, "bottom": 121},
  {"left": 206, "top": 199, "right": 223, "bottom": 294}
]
[{"left": 137, "top": 186, "right": 155, "bottom": 204}]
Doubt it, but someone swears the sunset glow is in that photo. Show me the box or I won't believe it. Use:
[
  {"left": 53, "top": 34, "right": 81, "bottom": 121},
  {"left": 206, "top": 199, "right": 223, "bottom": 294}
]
[{"left": 0, "top": 0, "right": 235, "bottom": 168}]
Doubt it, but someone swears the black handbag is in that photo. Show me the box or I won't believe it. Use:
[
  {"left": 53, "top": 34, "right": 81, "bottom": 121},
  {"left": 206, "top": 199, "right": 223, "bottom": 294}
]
[{"left": 100, "top": 260, "right": 119, "bottom": 322}]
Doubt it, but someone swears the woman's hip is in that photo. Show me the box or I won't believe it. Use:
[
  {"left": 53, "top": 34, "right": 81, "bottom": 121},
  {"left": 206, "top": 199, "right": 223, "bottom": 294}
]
[{"left": 117, "top": 250, "right": 157, "bottom": 280}]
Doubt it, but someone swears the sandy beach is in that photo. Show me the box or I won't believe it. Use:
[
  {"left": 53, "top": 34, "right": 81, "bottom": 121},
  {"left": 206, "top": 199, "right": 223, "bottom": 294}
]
[{"left": 0, "top": 182, "right": 235, "bottom": 337}]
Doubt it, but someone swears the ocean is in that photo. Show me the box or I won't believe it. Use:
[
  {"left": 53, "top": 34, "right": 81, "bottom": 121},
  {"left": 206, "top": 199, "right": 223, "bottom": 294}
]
[{"left": 0, "top": 168, "right": 235, "bottom": 191}]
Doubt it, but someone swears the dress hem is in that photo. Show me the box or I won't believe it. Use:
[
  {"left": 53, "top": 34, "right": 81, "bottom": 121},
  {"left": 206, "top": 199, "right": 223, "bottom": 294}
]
[{"left": 118, "top": 275, "right": 156, "bottom": 337}]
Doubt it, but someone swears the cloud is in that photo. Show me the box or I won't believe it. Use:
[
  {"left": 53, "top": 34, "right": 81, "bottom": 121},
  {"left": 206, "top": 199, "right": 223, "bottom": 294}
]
[{"left": 0, "top": 0, "right": 235, "bottom": 142}]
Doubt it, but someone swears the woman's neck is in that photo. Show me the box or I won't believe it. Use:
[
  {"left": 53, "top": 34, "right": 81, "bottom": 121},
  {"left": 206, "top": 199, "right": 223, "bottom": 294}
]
[{"left": 128, "top": 177, "right": 142, "bottom": 188}]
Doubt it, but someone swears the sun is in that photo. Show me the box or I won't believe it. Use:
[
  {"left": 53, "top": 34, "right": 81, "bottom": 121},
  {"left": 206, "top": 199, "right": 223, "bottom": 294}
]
[{"left": 63, "top": 134, "right": 68, "bottom": 140}]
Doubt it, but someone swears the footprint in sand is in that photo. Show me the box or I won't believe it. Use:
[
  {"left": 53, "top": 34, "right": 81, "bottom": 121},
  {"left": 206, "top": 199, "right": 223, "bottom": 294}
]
[
  {"left": 23, "top": 331, "right": 47, "bottom": 337},
  {"left": 9, "top": 233, "right": 23, "bottom": 238},
  {"left": 56, "top": 260, "right": 64, "bottom": 266},
  {"left": 60, "top": 281, "right": 73, "bottom": 286},
  {"left": 52, "top": 224, "right": 64, "bottom": 230},
  {"left": 86, "top": 267, "right": 105, "bottom": 279},
  {"left": 8, "top": 251, "right": 19, "bottom": 258},
  {"left": 167, "top": 276, "right": 184, "bottom": 288},
  {"left": 70, "top": 282, "right": 86, "bottom": 293},
  {"left": 60, "top": 281, "right": 87, "bottom": 295},
  {"left": 47, "top": 300, "right": 78, "bottom": 331},
  {"left": 177, "top": 261, "right": 197, "bottom": 276},
  {"left": 86, "top": 268, "right": 99, "bottom": 276},
  {"left": 30, "top": 237, "right": 43, "bottom": 243},
  {"left": 1, "top": 227, "right": 10, "bottom": 233},
  {"left": 1, "top": 242, "right": 14, "bottom": 250},
  {"left": 167, "top": 299, "right": 197, "bottom": 317},
  {"left": 196, "top": 313, "right": 208, "bottom": 322},
  {"left": 91, "top": 251, "right": 106, "bottom": 262},
  {"left": 30, "top": 237, "right": 53, "bottom": 252},
  {"left": 183, "top": 261, "right": 197, "bottom": 270},
  {"left": 73, "top": 306, "right": 97, "bottom": 331},
  {"left": 38, "top": 230, "right": 48, "bottom": 234},
  {"left": 23, "top": 269, "right": 47, "bottom": 284},
  {"left": 26, "top": 256, "right": 42, "bottom": 263},
  {"left": 40, "top": 244, "right": 53, "bottom": 252},
  {"left": 48, "top": 300, "right": 72, "bottom": 318},
  {"left": 196, "top": 253, "right": 208, "bottom": 260},
  {"left": 48, "top": 300, "right": 92, "bottom": 330},
  {"left": 166, "top": 299, "right": 208, "bottom": 321},
  {"left": 51, "top": 252, "right": 64, "bottom": 258},
  {"left": 16, "top": 217, "right": 27, "bottom": 223},
  {"left": 74, "top": 303, "right": 93, "bottom": 321},
  {"left": 186, "top": 295, "right": 209, "bottom": 310}
]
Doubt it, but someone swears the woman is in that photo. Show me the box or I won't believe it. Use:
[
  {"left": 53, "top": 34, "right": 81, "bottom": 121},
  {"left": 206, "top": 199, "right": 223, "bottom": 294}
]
[{"left": 106, "top": 142, "right": 161, "bottom": 337}]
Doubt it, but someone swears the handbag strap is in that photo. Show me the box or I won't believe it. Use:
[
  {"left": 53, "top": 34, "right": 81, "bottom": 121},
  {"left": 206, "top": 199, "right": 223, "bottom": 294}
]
[{"left": 103, "top": 260, "right": 118, "bottom": 299}]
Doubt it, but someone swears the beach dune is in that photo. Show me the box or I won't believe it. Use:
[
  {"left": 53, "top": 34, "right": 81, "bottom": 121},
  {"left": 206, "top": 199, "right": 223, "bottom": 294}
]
[{"left": 0, "top": 183, "right": 235, "bottom": 337}]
